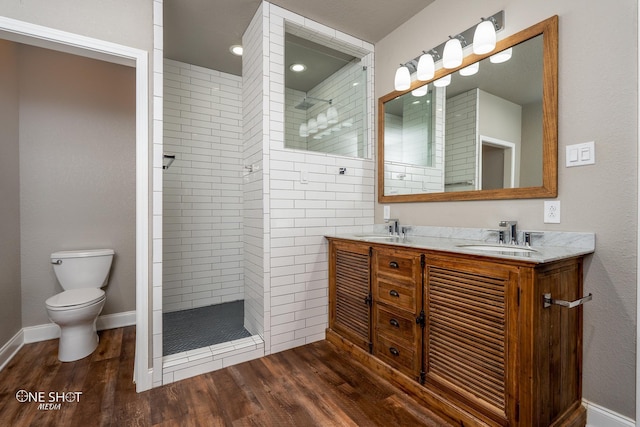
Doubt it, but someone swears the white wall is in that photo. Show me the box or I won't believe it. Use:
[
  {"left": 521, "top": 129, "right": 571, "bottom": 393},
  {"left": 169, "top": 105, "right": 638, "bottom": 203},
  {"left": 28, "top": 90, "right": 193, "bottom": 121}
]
[
  {"left": 18, "top": 45, "right": 137, "bottom": 326},
  {"left": 162, "top": 59, "right": 244, "bottom": 312},
  {"left": 375, "top": 0, "right": 638, "bottom": 418},
  {"left": 0, "top": 39, "right": 21, "bottom": 345}
]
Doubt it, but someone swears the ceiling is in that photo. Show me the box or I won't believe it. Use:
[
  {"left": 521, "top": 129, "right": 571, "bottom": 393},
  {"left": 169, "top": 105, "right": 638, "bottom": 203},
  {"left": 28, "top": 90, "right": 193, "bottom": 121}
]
[{"left": 163, "top": 0, "right": 435, "bottom": 76}]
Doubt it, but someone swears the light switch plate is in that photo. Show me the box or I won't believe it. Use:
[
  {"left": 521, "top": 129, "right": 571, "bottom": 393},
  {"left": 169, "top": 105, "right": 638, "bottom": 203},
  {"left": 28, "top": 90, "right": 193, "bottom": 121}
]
[
  {"left": 383, "top": 205, "right": 391, "bottom": 220},
  {"left": 566, "top": 141, "right": 595, "bottom": 167}
]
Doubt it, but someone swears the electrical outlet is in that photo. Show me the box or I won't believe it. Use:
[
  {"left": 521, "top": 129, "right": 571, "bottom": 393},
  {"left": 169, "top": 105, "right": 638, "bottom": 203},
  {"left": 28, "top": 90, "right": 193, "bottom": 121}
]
[{"left": 544, "top": 200, "right": 561, "bottom": 223}]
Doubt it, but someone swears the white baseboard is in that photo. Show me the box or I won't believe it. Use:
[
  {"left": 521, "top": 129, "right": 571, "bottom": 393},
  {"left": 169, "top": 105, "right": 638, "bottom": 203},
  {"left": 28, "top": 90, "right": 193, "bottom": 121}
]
[
  {"left": 22, "top": 310, "right": 137, "bottom": 344},
  {"left": 584, "top": 399, "right": 635, "bottom": 427},
  {"left": 23, "top": 322, "right": 60, "bottom": 343},
  {"left": 0, "top": 329, "right": 24, "bottom": 372},
  {"left": 96, "top": 310, "right": 136, "bottom": 331}
]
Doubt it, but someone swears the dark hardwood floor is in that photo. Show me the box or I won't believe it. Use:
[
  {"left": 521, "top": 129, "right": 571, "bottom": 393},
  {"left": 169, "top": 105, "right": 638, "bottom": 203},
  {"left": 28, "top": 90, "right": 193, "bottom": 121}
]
[{"left": 0, "top": 326, "right": 451, "bottom": 426}]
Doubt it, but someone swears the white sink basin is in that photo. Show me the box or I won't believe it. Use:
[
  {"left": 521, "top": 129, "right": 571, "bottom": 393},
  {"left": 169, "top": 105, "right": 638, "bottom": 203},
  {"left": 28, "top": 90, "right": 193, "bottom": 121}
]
[{"left": 456, "top": 244, "right": 537, "bottom": 254}]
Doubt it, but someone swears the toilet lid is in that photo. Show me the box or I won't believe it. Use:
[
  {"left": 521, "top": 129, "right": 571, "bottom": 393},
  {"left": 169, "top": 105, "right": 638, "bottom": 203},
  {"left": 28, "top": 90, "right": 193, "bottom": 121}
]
[{"left": 46, "top": 288, "right": 105, "bottom": 308}]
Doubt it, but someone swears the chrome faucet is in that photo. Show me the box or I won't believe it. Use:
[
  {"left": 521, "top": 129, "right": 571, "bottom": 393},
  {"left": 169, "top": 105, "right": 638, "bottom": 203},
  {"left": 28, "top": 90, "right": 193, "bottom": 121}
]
[
  {"left": 499, "top": 220, "right": 518, "bottom": 245},
  {"left": 385, "top": 218, "right": 400, "bottom": 236}
]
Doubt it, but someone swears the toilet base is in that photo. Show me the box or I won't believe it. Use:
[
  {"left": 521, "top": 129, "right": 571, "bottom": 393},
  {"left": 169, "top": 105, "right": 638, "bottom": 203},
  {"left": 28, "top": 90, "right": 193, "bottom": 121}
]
[{"left": 57, "top": 319, "right": 100, "bottom": 362}]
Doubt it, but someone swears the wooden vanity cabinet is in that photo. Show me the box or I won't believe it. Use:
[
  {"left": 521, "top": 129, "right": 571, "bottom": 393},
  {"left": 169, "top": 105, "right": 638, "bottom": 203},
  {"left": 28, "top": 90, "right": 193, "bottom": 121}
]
[
  {"left": 423, "top": 254, "right": 520, "bottom": 426},
  {"left": 372, "top": 246, "right": 423, "bottom": 380},
  {"left": 327, "top": 238, "right": 587, "bottom": 427},
  {"left": 328, "top": 239, "right": 372, "bottom": 351}
]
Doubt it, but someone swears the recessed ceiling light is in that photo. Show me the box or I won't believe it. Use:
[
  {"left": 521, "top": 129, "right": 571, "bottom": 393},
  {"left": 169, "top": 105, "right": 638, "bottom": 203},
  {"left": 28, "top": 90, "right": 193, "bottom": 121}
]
[
  {"left": 289, "top": 63, "right": 306, "bottom": 72},
  {"left": 229, "top": 45, "right": 243, "bottom": 56}
]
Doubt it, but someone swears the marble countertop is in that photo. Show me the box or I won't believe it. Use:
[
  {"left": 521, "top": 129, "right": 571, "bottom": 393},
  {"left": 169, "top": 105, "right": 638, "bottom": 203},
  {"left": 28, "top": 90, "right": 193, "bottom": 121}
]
[{"left": 328, "top": 226, "right": 595, "bottom": 264}]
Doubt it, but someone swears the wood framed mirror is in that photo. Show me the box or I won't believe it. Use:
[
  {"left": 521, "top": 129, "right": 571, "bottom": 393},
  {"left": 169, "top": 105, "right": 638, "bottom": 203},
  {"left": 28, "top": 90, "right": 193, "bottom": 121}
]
[{"left": 378, "top": 15, "right": 558, "bottom": 202}]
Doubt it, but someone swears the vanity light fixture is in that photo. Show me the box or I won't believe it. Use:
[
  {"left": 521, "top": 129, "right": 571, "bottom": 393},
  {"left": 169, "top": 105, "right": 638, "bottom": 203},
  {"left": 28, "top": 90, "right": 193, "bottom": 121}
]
[
  {"left": 392, "top": 10, "right": 504, "bottom": 90},
  {"left": 412, "top": 84, "right": 429, "bottom": 97},
  {"left": 473, "top": 17, "right": 498, "bottom": 54},
  {"left": 299, "top": 123, "right": 309, "bottom": 137},
  {"left": 417, "top": 51, "right": 437, "bottom": 81},
  {"left": 433, "top": 74, "right": 451, "bottom": 87},
  {"left": 490, "top": 47, "right": 512, "bottom": 63},
  {"left": 394, "top": 64, "right": 412, "bottom": 91},
  {"left": 442, "top": 35, "right": 465, "bottom": 69},
  {"left": 459, "top": 62, "right": 479, "bottom": 76},
  {"left": 327, "top": 106, "right": 339, "bottom": 124},
  {"left": 229, "top": 45, "right": 243, "bottom": 56},
  {"left": 307, "top": 118, "right": 318, "bottom": 134},
  {"left": 317, "top": 112, "right": 328, "bottom": 130}
]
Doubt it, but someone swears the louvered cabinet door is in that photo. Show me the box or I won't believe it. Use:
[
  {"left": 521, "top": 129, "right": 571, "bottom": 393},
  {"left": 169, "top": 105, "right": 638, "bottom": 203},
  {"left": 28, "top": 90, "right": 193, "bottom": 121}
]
[
  {"left": 423, "top": 255, "right": 520, "bottom": 426},
  {"left": 328, "top": 240, "right": 371, "bottom": 351}
]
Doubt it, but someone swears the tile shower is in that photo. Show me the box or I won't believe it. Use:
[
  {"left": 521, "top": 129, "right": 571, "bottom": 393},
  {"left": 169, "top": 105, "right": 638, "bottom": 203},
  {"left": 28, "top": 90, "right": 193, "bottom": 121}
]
[
  {"left": 162, "top": 59, "right": 250, "bottom": 356},
  {"left": 158, "top": 2, "right": 375, "bottom": 384}
]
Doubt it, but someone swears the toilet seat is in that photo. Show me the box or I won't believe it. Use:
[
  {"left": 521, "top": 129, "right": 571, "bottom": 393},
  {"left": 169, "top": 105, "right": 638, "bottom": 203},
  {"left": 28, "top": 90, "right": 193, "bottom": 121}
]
[{"left": 45, "top": 288, "right": 105, "bottom": 311}]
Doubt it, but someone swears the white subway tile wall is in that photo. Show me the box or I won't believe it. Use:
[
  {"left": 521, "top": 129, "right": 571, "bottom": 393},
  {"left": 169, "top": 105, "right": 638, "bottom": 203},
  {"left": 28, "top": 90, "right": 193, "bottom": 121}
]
[
  {"left": 266, "top": 5, "right": 375, "bottom": 354},
  {"left": 383, "top": 86, "right": 445, "bottom": 195},
  {"left": 152, "top": 0, "right": 165, "bottom": 388},
  {"left": 445, "top": 88, "right": 478, "bottom": 191},
  {"left": 242, "top": 3, "right": 267, "bottom": 339},
  {"left": 162, "top": 59, "right": 244, "bottom": 313},
  {"left": 285, "top": 59, "right": 367, "bottom": 158}
]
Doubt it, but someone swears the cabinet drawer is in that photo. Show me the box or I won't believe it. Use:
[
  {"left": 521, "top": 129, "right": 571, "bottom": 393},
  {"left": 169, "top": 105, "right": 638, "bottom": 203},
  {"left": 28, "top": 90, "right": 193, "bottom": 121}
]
[
  {"left": 375, "top": 277, "right": 417, "bottom": 312},
  {"left": 375, "top": 304, "right": 417, "bottom": 345},
  {"left": 375, "top": 251, "right": 420, "bottom": 281},
  {"left": 375, "top": 334, "right": 418, "bottom": 379}
]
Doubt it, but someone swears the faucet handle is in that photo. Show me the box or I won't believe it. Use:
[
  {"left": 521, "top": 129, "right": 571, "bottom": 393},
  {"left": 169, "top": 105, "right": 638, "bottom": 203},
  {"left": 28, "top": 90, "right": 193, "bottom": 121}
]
[{"left": 522, "top": 231, "right": 543, "bottom": 247}]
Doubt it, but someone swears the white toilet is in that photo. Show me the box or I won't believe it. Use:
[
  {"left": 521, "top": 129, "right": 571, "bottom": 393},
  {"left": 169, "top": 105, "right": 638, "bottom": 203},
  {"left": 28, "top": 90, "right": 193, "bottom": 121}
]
[{"left": 45, "top": 249, "right": 115, "bottom": 362}]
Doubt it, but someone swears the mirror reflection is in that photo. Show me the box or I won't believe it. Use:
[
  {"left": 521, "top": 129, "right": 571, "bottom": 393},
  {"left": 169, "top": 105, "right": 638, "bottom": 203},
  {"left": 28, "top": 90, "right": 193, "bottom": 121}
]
[{"left": 383, "top": 35, "right": 543, "bottom": 196}]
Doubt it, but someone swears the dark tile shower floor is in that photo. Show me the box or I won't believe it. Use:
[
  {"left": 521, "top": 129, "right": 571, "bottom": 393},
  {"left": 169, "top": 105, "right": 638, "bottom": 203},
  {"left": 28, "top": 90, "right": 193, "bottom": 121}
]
[{"left": 163, "top": 300, "right": 252, "bottom": 356}]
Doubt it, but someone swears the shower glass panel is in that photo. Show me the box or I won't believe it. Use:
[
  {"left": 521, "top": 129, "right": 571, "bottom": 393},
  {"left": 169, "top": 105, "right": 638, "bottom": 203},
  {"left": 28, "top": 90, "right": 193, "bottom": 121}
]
[{"left": 284, "top": 33, "right": 368, "bottom": 158}]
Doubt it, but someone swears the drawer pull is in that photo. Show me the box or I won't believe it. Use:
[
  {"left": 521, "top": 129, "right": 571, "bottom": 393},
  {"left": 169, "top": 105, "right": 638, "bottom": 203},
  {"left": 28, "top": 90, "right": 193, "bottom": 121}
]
[
  {"left": 389, "top": 347, "right": 400, "bottom": 356},
  {"left": 389, "top": 261, "right": 399, "bottom": 269},
  {"left": 389, "top": 318, "right": 400, "bottom": 328},
  {"left": 389, "top": 290, "right": 400, "bottom": 298}
]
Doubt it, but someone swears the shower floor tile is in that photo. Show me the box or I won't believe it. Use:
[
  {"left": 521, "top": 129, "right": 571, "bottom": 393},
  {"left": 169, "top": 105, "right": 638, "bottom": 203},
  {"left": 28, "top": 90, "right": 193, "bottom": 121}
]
[{"left": 163, "top": 300, "right": 251, "bottom": 356}]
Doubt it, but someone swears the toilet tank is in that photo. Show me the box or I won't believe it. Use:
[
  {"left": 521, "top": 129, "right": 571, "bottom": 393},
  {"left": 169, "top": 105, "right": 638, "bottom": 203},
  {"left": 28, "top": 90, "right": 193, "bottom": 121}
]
[{"left": 50, "top": 249, "right": 115, "bottom": 290}]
